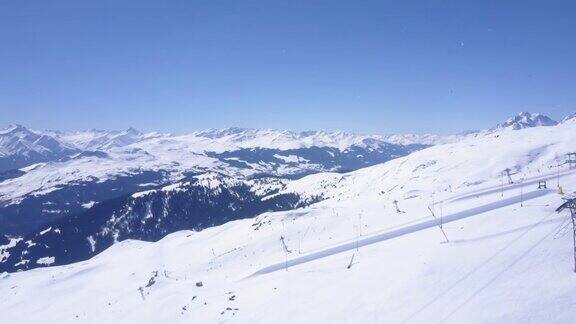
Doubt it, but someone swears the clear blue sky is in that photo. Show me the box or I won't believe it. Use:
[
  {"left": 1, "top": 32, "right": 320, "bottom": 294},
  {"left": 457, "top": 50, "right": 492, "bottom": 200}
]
[{"left": 1, "top": 0, "right": 575, "bottom": 134}]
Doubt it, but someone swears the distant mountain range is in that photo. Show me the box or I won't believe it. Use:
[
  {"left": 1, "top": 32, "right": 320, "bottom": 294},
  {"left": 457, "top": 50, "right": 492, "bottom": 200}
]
[
  {"left": 0, "top": 125, "right": 443, "bottom": 174},
  {"left": 2, "top": 111, "right": 573, "bottom": 173},
  {"left": 0, "top": 125, "right": 437, "bottom": 237},
  {"left": 0, "top": 111, "right": 574, "bottom": 273}
]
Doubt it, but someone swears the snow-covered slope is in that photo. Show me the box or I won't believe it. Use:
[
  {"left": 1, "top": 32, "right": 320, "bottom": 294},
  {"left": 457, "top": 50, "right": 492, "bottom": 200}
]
[
  {"left": 0, "top": 172, "right": 320, "bottom": 273},
  {"left": 378, "top": 132, "right": 467, "bottom": 145},
  {"left": 2, "top": 121, "right": 576, "bottom": 323}
]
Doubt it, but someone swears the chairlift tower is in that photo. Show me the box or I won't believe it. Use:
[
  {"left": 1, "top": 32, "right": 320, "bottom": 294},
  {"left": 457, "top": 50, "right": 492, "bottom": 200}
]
[
  {"left": 427, "top": 194, "right": 449, "bottom": 243},
  {"left": 556, "top": 195, "right": 576, "bottom": 272},
  {"left": 519, "top": 177, "right": 525, "bottom": 207},
  {"left": 556, "top": 161, "right": 562, "bottom": 188},
  {"left": 280, "top": 235, "right": 291, "bottom": 271}
]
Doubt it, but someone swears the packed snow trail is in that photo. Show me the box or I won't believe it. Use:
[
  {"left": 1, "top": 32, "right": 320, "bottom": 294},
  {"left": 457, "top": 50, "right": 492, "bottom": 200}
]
[{"left": 248, "top": 189, "right": 554, "bottom": 277}]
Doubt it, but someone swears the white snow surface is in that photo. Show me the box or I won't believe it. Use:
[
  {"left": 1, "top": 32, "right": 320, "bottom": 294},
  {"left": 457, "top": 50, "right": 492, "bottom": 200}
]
[
  {"left": 0, "top": 237, "right": 22, "bottom": 262},
  {"left": 81, "top": 201, "right": 97, "bottom": 209},
  {"left": 36, "top": 256, "right": 55, "bottom": 265},
  {"left": 2, "top": 122, "right": 576, "bottom": 322}
]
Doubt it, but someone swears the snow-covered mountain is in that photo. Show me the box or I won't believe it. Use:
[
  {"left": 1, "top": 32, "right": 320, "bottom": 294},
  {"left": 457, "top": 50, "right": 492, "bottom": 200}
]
[
  {"left": 0, "top": 126, "right": 433, "bottom": 237},
  {"left": 2, "top": 119, "right": 576, "bottom": 323},
  {"left": 1, "top": 125, "right": 445, "bottom": 173},
  {"left": 493, "top": 111, "right": 558, "bottom": 130},
  {"left": 562, "top": 112, "right": 576, "bottom": 124},
  {"left": 0, "top": 125, "right": 78, "bottom": 172},
  {"left": 2, "top": 111, "right": 571, "bottom": 174}
]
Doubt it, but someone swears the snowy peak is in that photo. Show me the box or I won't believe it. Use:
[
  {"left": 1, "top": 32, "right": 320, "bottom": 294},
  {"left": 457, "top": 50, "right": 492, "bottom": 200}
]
[
  {"left": 0, "top": 124, "right": 27, "bottom": 135},
  {"left": 101, "top": 127, "right": 144, "bottom": 149},
  {"left": 495, "top": 112, "right": 558, "bottom": 130},
  {"left": 0, "top": 124, "right": 76, "bottom": 158},
  {"left": 0, "top": 125, "right": 79, "bottom": 172},
  {"left": 125, "top": 127, "right": 141, "bottom": 135},
  {"left": 561, "top": 112, "right": 576, "bottom": 124}
]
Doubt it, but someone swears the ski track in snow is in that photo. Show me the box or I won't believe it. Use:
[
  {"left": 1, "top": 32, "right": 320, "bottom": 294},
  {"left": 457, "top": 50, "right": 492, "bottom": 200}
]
[{"left": 248, "top": 189, "right": 553, "bottom": 277}]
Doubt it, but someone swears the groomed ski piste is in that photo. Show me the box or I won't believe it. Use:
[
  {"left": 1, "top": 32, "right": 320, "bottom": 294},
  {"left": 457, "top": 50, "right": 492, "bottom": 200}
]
[{"left": 2, "top": 122, "right": 576, "bottom": 323}]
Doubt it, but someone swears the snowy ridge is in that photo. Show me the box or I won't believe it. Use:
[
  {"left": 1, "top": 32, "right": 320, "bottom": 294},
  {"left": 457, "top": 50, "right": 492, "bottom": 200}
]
[
  {"left": 141, "top": 127, "right": 446, "bottom": 152},
  {"left": 562, "top": 112, "right": 576, "bottom": 124},
  {"left": 278, "top": 122, "right": 575, "bottom": 202},
  {"left": 2, "top": 111, "right": 573, "bottom": 161},
  {"left": 49, "top": 127, "right": 451, "bottom": 152},
  {"left": 0, "top": 125, "right": 78, "bottom": 169},
  {"left": 49, "top": 127, "right": 149, "bottom": 151},
  {"left": 0, "top": 125, "right": 75, "bottom": 156}
]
